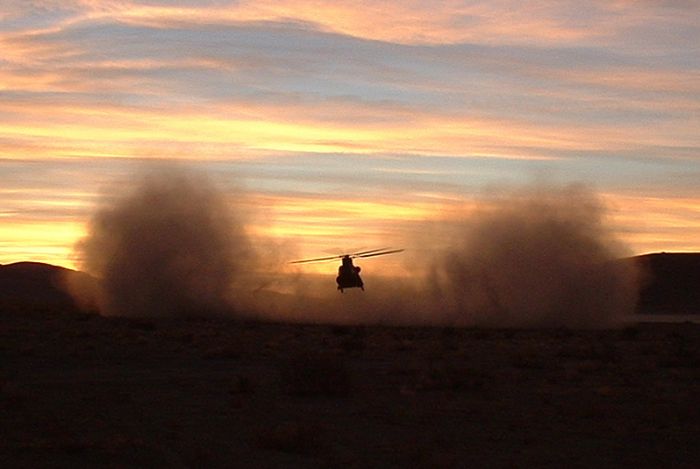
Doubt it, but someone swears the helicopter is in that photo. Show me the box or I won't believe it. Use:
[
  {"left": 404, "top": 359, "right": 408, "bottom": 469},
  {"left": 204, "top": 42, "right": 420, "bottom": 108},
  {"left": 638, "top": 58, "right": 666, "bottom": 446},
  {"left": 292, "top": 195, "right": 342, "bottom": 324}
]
[{"left": 290, "top": 248, "right": 404, "bottom": 292}]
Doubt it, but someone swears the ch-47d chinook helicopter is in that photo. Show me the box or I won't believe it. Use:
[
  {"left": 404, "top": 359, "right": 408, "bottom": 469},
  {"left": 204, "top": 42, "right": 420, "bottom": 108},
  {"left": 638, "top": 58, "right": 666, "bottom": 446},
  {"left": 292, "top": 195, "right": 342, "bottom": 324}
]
[{"left": 290, "top": 248, "right": 404, "bottom": 292}]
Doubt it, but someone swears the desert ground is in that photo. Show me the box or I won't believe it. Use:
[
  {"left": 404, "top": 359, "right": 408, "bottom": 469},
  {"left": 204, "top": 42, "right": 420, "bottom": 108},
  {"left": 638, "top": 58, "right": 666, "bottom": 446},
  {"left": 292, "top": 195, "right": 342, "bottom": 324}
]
[{"left": 1, "top": 304, "right": 699, "bottom": 468}]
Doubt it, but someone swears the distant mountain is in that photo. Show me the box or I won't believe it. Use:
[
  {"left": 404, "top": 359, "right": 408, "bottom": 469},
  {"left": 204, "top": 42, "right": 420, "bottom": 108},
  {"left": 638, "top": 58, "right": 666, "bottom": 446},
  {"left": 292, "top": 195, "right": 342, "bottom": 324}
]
[
  {"left": 1, "top": 254, "right": 699, "bottom": 315},
  {"left": 0, "top": 262, "right": 87, "bottom": 310},
  {"left": 633, "top": 253, "right": 700, "bottom": 315}
]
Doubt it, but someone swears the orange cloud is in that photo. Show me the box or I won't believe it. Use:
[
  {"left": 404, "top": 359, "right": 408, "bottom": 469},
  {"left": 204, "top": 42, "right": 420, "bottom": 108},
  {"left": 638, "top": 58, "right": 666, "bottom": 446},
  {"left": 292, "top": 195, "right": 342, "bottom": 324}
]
[
  {"left": 70, "top": 0, "right": 607, "bottom": 46},
  {"left": 2, "top": 0, "right": 698, "bottom": 270},
  {"left": 1, "top": 95, "right": 643, "bottom": 161},
  {"left": 0, "top": 218, "right": 85, "bottom": 269},
  {"left": 604, "top": 192, "right": 700, "bottom": 255}
]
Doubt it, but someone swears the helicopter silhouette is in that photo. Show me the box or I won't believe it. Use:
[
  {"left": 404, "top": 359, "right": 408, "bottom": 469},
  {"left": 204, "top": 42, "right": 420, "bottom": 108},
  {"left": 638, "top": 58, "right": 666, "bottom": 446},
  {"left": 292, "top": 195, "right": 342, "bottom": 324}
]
[{"left": 290, "top": 248, "right": 404, "bottom": 292}]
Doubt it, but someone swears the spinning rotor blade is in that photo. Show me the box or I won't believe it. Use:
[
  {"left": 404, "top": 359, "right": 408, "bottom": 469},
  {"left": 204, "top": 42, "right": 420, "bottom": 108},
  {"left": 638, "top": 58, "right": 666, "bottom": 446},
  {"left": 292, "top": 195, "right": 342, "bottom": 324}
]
[
  {"left": 353, "top": 248, "right": 404, "bottom": 259},
  {"left": 290, "top": 247, "right": 404, "bottom": 264},
  {"left": 350, "top": 247, "right": 393, "bottom": 257},
  {"left": 289, "top": 254, "right": 343, "bottom": 264}
]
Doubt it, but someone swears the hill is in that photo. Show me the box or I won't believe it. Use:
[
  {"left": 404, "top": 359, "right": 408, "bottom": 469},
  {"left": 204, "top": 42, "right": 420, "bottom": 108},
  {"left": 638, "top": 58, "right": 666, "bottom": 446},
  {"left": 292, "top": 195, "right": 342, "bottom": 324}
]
[
  {"left": 1, "top": 253, "right": 699, "bottom": 315},
  {"left": 0, "top": 262, "right": 84, "bottom": 310},
  {"left": 634, "top": 252, "right": 700, "bottom": 315}
]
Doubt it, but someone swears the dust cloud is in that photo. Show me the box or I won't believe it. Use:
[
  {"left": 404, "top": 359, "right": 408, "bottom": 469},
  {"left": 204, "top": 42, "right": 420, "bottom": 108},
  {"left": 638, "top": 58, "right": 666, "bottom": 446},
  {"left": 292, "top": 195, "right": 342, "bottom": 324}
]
[
  {"left": 276, "top": 184, "right": 641, "bottom": 329},
  {"left": 425, "top": 185, "right": 641, "bottom": 328},
  {"left": 72, "top": 165, "right": 255, "bottom": 317},
  {"left": 71, "top": 167, "right": 640, "bottom": 328}
]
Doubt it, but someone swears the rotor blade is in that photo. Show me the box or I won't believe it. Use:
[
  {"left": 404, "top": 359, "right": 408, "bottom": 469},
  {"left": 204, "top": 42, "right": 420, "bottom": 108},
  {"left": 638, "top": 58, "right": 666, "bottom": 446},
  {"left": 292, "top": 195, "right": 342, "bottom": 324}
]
[
  {"left": 291, "top": 247, "right": 404, "bottom": 264},
  {"left": 354, "top": 248, "right": 404, "bottom": 259},
  {"left": 289, "top": 254, "right": 343, "bottom": 264},
  {"left": 350, "top": 247, "right": 393, "bottom": 257}
]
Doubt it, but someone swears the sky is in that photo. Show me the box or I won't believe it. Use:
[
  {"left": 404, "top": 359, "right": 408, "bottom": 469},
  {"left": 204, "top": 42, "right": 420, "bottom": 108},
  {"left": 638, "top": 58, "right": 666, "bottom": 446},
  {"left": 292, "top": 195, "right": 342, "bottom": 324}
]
[{"left": 1, "top": 0, "right": 699, "bottom": 272}]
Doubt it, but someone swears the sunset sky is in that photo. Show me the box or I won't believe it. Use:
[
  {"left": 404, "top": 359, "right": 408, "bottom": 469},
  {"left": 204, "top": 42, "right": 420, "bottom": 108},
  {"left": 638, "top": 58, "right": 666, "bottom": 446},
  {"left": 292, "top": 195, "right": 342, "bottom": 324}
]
[{"left": 1, "top": 1, "right": 699, "bottom": 271}]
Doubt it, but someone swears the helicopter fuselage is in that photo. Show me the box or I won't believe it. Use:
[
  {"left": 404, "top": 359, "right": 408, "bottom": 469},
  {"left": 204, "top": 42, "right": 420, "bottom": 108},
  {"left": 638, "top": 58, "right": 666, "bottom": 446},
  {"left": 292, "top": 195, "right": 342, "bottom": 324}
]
[
  {"left": 336, "top": 255, "right": 363, "bottom": 292},
  {"left": 290, "top": 248, "right": 403, "bottom": 292}
]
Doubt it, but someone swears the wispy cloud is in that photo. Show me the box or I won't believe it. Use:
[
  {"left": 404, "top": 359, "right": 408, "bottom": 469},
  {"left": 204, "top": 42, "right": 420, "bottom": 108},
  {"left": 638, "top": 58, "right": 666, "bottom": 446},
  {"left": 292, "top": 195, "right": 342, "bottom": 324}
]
[
  {"left": 19, "top": 0, "right": 693, "bottom": 48},
  {"left": 1, "top": 1, "right": 699, "bottom": 266}
]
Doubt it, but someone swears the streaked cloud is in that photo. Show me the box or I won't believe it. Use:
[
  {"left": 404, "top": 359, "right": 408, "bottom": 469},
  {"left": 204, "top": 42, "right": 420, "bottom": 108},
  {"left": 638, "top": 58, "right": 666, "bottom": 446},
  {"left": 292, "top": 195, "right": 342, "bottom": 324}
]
[
  {"left": 13, "top": 0, "right": 693, "bottom": 48},
  {"left": 1, "top": 1, "right": 698, "bottom": 267}
]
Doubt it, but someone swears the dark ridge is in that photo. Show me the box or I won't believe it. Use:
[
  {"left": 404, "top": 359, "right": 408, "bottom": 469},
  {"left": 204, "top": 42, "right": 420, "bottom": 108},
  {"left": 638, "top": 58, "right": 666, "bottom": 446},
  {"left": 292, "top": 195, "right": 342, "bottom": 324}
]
[
  {"left": 633, "top": 253, "right": 700, "bottom": 315},
  {"left": 0, "top": 261, "right": 84, "bottom": 310},
  {"left": 2, "top": 254, "right": 699, "bottom": 316}
]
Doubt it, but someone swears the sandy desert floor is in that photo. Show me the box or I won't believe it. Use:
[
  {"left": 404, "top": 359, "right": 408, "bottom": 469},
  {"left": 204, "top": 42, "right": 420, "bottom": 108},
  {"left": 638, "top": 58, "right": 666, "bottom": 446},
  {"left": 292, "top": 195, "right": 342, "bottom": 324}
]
[{"left": 1, "top": 305, "right": 699, "bottom": 468}]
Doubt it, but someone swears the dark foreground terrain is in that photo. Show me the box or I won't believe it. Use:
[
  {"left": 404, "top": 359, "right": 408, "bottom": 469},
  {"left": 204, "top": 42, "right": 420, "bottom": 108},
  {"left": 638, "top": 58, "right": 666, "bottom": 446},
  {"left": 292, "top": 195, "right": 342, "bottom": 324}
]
[{"left": 1, "top": 304, "right": 699, "bottom": 469}]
